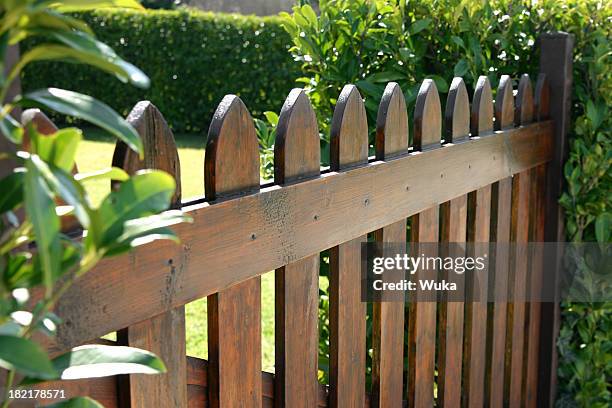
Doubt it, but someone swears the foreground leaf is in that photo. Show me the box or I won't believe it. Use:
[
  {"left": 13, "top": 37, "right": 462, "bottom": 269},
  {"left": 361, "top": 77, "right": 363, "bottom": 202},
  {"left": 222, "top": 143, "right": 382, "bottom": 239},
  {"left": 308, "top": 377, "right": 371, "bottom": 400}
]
[
  {"left": 0, "top": 335, "right": 56, "bottom": 379},
  {"left": 0, "top": 170, "right": 24, "bottom": 213},
  {"left": 51, "top": 344, "right": 166, "bottom": 380},
  {"left": 17, "top": 89, "right": 143, "bottom": 156}
]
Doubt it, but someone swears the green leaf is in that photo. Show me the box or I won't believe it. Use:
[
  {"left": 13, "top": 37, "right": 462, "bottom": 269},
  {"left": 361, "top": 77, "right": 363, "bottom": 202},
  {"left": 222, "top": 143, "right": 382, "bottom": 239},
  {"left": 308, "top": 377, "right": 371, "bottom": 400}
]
[
  {"left": 263, "top": 111, "right": 279, "bottom": 126},
  {"left": 51, "top": 344, "right": 165, "bottom": 380},
  {"left": 454, "top": 59, "right": 469, "bottom": 77},
  {"left": 0, "top": 169, "right": 24, "bottom": 213},
  {"left": 368, "top": 71, "right": 405, "bottom": 83},
  {"left": 93, "top": 170, "right": 176, "bottom": 249},
  {"left": 0, "top": 113, "right": 24, "bottom": 143},
  {"left": 8, "top": 43, "right": 148, "bottom": 89},
  {"left": 594, "top": 213, "right": 611, "bottom": 243},
  {"left": 24, "top": 155, "right": 61, "bottom": 294},
  {"left": 46, "top": 0, "right": 144, "bottom": 12},
  {"left": 429, "top": 75, "right": 449, "bottom": 93},
  {"left": 301, "top": 5, "right": 318, "bottom": 26},
  {"left": 409, "top": 18, "right": 431, "bottom": 35},
  {"left": 0, "top": 335, "right": 56, "bottom": 379},
  {"left": 29, "top": 127, "right": 82, "bottom": 173},
  {"left": 17, "top": 89, "right": 143, "bottom": 156},
  {"left": 44, "top": 397, "right": 104, "bottom": 408},
  {"left": 75, "top": 167, "right": 129, "bottom": 183}
]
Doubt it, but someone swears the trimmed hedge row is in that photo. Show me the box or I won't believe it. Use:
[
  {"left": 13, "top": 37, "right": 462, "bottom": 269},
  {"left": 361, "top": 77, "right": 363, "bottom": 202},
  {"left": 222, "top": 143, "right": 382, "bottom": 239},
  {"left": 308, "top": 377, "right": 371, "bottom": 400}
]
[{"left": 21, "top": 9, "right": 301, "bottom": 133}]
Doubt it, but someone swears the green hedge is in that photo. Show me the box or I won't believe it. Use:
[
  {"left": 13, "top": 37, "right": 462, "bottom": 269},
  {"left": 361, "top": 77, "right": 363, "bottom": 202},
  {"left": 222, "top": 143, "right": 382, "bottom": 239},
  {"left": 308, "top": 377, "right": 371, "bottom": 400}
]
[{"left": 21, "top": 9, "right": 301, "bottom": 133}]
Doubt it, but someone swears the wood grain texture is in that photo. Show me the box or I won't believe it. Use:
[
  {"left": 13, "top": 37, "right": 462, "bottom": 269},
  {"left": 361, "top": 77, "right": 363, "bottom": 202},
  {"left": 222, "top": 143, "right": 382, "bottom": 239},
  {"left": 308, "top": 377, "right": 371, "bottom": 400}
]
[
  {"left": 506, "top": 75, "right": 534, "bottom": 407},
  {"left": 113, "top": 101, "right": 187, "bottom": 408},
  {"left": 371, "top": 82, "right": 407, "bottom": 408},
  {"left": 538, "top": 34, "right": 573, "bottom": 408},
  {"left": 53, "top": 122, "right": 554, "bottom": 350},
  {"left": 407, "top": 79, "right": 441, "bottom": 408},
  {"left": 437, "top": 76, "right": 469, "bottom": 408},
  {"left": 205, "top": 95, "right": 262, "bottom": 407},
  {"left": 444, "top": 77, "right": 470, "bottom": 143},
  {"left": 329, "top": 85, "right": 368, "bottom": 407},
  {"left": 414, "top": 79, "right": 442, "bottom": 150},
  {"left": 486, "top": 76, "right": 515, "bottom": 408},
  {"left": 461, "top": 76, "right": 493, "bottom": 408},
  {"left": 274, "top": 89, "right": 320, "bottom": 407}
]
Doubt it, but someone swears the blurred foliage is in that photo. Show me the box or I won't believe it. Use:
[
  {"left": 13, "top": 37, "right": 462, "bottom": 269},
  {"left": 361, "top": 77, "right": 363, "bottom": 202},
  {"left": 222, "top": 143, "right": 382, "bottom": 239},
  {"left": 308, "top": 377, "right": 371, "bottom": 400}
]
[
  {"left": 281, "top": 0, "right": 610, "bottom": 404},
  {"left": 22, "top": 8, "right": 300, "bottom": 133}
]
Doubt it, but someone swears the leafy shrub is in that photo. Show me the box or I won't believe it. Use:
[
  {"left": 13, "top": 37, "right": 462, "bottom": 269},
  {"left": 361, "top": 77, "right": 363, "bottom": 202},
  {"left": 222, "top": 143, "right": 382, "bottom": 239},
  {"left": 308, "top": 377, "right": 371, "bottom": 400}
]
[
  {"left": 281, "top": 1, "right": 611, "bottom": 404},
  {"left": 22, "top": 8, "right": 300, "bottom": 133}
]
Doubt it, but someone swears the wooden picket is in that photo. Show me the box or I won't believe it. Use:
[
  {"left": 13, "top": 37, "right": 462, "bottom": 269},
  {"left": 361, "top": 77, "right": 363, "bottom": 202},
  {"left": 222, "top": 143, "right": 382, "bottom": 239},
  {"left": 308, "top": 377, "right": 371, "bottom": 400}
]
[{"left": 15, "top": 33, "right": 575, "bottom": 408}]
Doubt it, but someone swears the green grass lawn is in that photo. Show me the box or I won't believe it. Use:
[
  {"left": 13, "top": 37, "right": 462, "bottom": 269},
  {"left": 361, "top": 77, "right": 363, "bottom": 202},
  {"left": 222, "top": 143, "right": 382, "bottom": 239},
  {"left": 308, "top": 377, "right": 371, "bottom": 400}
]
[{"left": 77, "top": 128, "right": 276, "bottom": 371}]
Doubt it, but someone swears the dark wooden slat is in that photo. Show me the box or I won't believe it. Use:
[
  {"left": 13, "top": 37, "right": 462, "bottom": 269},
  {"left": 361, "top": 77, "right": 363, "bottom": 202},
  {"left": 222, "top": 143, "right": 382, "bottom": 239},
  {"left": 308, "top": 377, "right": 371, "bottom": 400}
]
[
  {"left": 487, "top": 75, "right": 514, "bottom": 408},
  {"left": 274, "top": 89, "right": 320, "bottom": 407},
  {"left": 407, "top": 79, "right": 440, "bottom": 408},
  {"left": 371, "top": 82, "right": 407, "bottom": 407},
  {"left": 205, "top": 96, "right": 262, "bottom": 407},
  {"left": 329, "top": 85, "right": 368, "bottom": 407},
  {"left": 524, "top": 74, "right": 550, "bottom": 408},
  {"left": 113, "top": 101, "right": 188, "bottom": 408},
  {"left": 506, "top": 74, "right": 534, "bottom": 407},
  {"left": 537, "top": 33, "right": 573, "bottom": 408},
  {"left": 462, "top": 76, "right": 493, "bottom": 408},
  {"left": 54, "top": 121, "right": 554, "bottom": 350},
  {"left": 437, "top": 77, "right": 469, "bottom": 408}
]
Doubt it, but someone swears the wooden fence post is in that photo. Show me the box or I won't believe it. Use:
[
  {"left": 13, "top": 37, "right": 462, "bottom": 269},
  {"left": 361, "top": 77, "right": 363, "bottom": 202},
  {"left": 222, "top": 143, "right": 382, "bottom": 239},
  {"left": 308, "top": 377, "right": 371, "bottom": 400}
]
[
  {"left": 274, "top": 89, "right": 320, "bottom": 407},
  {"left": 371, "top": 82, "right": 408, "bottom": 408},
  {"left": 113, "top": 101, "right": 187, "bottom": 408},
  {"left": 205, "top": 95, "right": 262, "bottom": 407},
  {"left": 537, "top": 32, "right": 574, "bottom": 408}
]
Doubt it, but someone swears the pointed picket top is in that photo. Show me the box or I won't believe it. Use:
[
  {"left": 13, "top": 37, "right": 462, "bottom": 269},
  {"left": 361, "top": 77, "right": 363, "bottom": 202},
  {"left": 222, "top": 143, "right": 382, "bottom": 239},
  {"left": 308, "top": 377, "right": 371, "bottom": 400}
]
[
  {"left": 534, "top": 73, "right": 550, "bottom": 121},
  {"left": 22, "top": 108, "right": 58, "bottom": 135},
  {"left": 414, "top": 79, "right": 442, "bottom": 151},
  {"left": 331, "top": 85, "right": 368, "bottom": 171},
  {"left": 494, "top": 75, "right": 515, "bottom": 131},
  {"left": 470, "top": 76, "right": 494, "bottom": 136},
  {"left": 515, "top": 74, "right": 534, "bottom": 125},
  {"left": 114, "top": 101, "right": 181, "bottom": 207},
  {"left": 375, "top": 82, "right": 408, "bottom": 159},
  {"left": 444, "top": 77, "right": 470, "bottom": 143},
  {"left": 205, "top": 95, "right": 259, "bottom": 201},
  {"left": 274, "top": 88, "right": 320, "bottom": 184}
]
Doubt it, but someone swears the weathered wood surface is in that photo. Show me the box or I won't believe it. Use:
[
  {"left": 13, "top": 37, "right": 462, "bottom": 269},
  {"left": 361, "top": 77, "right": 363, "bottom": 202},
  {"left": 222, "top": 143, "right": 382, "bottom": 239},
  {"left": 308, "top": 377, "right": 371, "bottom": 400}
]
[
  {"left": 112, "top": 102, "right": 188, "bottom": 408},
  {"left": 487, "top": 75, "right": 514, "bottom": 408},
  {"left": 205, "top": 95, "right": 262, "bottom": 407},
  {"left": 328, "top": 85, "right": 368, "bottom": 408},
  {"left": 54, "top": 119, "right": 554, "bottom": 349},
  {"left": 371, "top": 82, "right": 408, "bottom": 407},
  {"left": 274, "top": 89, "right": 320, "bottom": 407}
]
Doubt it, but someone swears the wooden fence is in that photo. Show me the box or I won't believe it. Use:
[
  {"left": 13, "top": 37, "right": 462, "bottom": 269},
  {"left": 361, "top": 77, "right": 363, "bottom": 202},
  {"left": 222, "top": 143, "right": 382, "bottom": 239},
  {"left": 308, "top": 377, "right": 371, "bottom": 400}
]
[{"left": 22, "top": 33, "right": 573, "bottom": 407}]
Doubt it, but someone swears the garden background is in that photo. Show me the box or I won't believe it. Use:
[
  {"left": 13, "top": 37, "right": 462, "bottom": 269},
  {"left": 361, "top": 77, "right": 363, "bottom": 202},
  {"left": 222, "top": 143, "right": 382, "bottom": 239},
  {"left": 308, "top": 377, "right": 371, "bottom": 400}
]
[{"left": 21, "top": 0, "right": 610, "bottom": 405}]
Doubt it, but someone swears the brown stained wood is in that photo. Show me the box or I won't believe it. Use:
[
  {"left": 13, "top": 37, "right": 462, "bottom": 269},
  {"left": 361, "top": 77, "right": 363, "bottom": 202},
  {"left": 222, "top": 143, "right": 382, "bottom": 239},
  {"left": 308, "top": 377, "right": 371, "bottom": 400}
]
[
  {"left": 538, "top": 33, "right": 573, "bottom": 408},
  {"left": 444, "top": 77, "right": 470, "bottom": 144},
  {"left": 505, "top": 74, "right": 534, "bottom": 408},
  {"left": 437, "top": 76, "right": 469, "bottom": 408},
  {"left": 113, "top": 101, "right": 187, "bottom": 408},
  {"left": 18, "top": 378, "right": 118, "bottom": 408},
  {"left": 462, "top": 76, "right": 494, "bottom": 408},
  {"left": 205, "top": 96, "right": 262, "bottom": 407},
  {"left": 534, "top": 74, "right": 550, "bottom": 122},
  {"left": 53, "top": 122, "right": 554, "bottom": 350},
  {"left": 113, "top": 101, "right": 181, "bottom": 206},
  {"left": 414, "top": 79, "right": 442, "bottom": 150},
  {"left": 470, "top": 76, "right": 494, "bottom": 137},
  {"left": 376, "top": 82, "right": 408, "bottom": 159},
  {"left": 515, "top": 75, "right": 534, "bottom": 126},
  {"left": 328, "top": 85, "right": 368, "bottom": 407},
  {"left": 371, "top": 81, "right": 408, "bottom": 408},
  {"left": 486, "top": 77, "right": 515, "bottom": 408},
  {"left": 274, "top": 89, "right": 320, "bottom": 407},
  {"left": 407, "top": 79, "right": 441, "bottom": 408}
]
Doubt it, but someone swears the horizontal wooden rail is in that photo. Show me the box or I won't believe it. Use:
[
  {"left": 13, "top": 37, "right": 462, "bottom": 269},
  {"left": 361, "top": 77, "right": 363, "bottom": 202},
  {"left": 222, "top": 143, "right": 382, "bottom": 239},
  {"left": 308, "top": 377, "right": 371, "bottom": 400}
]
[{"left": 53, "top": 121, "right": 553, "bottom": 349}]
